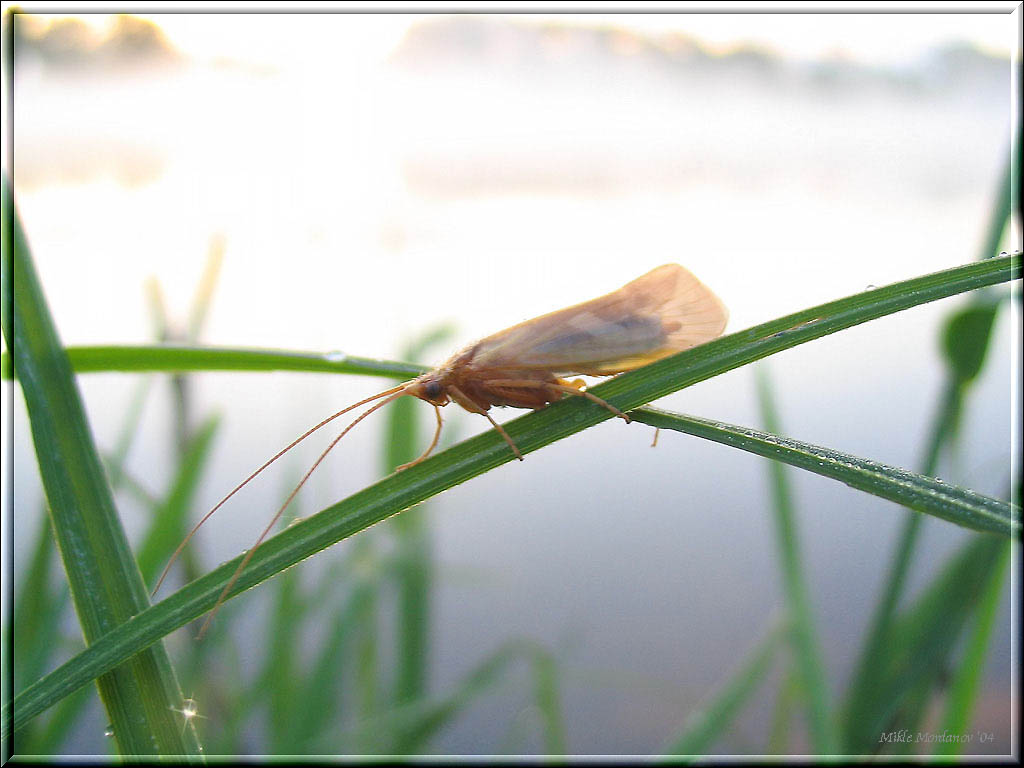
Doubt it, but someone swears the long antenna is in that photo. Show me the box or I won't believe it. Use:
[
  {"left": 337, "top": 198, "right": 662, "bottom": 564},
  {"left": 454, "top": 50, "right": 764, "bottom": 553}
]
[
  {"left": 196, "top": 388, "right": 411, "bottom": 639},
  {"left": 152, "top": 381, "right": 412, "bottom": 596}
]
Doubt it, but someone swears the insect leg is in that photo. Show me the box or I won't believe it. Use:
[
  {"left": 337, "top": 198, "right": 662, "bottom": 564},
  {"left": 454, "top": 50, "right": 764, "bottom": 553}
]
[
  {"left": 447, "top": 384, "right": 524, "bottom": 461},
  {"left": 484, "top": 379, "right": 630, "bottom": 423},
  {"left": 547, "top": 382, "right": 630, "bottom": 423},
  {"left": 395, "top": 404, "right": 443, "bottom": 472}
]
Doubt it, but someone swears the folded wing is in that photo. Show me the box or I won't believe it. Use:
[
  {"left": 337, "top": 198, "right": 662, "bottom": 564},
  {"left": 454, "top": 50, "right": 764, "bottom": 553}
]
[{"left": 469, "top": 264, "right": 729, "bottom": 376}]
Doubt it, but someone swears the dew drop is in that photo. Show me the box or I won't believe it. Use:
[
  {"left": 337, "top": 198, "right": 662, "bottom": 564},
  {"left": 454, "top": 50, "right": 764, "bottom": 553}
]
[
  {"left": 865, "top": 284, "right": 877, "bottom": 291},
  {"left": 325, "top": 350, "right": 348, "bottom": 363},
  {"left": 104, "top": 725, "right": 114, "bottom": 738}
]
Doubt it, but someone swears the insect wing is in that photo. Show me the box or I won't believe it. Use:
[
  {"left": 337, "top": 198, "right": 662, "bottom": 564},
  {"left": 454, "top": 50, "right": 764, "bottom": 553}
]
[{"left": 469, "top": 264, "right": 728, "bottom": 376}]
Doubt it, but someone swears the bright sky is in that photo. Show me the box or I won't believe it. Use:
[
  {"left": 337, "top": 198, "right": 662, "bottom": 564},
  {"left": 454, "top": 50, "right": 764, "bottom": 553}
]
[{"left": 8, "top": 2, "right": 1018, "bottom": 68}]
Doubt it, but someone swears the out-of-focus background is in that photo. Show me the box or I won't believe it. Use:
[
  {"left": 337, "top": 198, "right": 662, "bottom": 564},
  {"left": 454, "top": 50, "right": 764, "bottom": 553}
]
[{"left": 3, "top": 8, "right": 1019, "bottom": 757}]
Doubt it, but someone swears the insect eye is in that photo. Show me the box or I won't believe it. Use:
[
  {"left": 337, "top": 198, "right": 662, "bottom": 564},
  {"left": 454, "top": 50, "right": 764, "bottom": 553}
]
[{"left": 424, "top": 381, "right": 443, "bottom": 399}]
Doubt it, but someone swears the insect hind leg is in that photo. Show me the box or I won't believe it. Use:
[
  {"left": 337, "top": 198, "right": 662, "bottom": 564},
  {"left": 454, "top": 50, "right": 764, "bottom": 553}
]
[
  {"left": 485, "top": 378, "right": 630, "bottom": 423},
  {"left": 549, "top": 381, "right": 630, "bottom": 423}
]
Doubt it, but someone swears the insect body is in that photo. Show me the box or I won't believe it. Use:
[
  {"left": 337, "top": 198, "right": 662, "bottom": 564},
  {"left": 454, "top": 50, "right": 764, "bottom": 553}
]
[
  {"left": 403, "top": 262, "right": 728, "bottom": 459},
  {"left": 158, "top": 263, "right": 727, "bottom": 634}
]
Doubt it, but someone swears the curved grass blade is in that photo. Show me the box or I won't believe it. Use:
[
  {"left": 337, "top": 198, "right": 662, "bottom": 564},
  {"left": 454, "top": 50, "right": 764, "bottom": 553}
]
[
  {"left": 755, "top": 367, "right": 836, "bottom": 754},
  {"left": 662, "top": 621, "right": 785, "bottom": 758},
  {"left": 5, "top": 251, "right": 1020, "bottom": 739},
  {"left": 934, "top": 539, "right": 1011, "bottom": 757},
  {"left": 842, "top": 130, "right": 1016, "bottom": 746},
  {"left": 629, "top": 408, "right": 1016, "bottom": 537},
  {"left": 386, "top": 326, "right": 455, "bottom": 715},
  {"left": 842, "top": 533, "right": 1005, "bottom": 754},
  {"left": 2, "top": 178, "right": 201, "bottom": 758},
  {"left": 1, "top": 344, "right": 426, "bottom": 381},
  {"left": 135, "top": 415, "right": 220, "bottom": 584}
]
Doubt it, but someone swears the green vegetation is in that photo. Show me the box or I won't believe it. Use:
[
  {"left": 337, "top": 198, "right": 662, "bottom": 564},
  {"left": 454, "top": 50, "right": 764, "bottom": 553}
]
[{"left": 3, "top": 152, "right": 1018, "bottom": 758}]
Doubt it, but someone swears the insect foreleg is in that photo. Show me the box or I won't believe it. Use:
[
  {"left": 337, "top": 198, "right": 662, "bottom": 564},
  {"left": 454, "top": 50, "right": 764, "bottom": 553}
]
[{"left": 395, "top": 404, "right": 443, "bottom": 472}]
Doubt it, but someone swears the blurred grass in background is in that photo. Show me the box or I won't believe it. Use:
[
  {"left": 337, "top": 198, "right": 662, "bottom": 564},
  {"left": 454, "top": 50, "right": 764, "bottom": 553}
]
[{"left": 5, "top": 154, "right": 1017, "bottom": 757}]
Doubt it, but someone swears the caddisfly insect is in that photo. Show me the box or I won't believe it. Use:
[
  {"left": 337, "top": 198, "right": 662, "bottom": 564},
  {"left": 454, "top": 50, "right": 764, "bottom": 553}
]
[{"left": 155, "top": 263, "right": 728, "bottom": 635}]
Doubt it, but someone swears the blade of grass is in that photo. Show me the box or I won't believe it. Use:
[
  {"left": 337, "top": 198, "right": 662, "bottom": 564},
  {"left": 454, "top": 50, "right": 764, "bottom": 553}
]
[
  {"left": 888, "top": 676, "right": 938, "bottom": 756},
  {"left": 264, "top": 564, "right": 302, "bottom": 754},
  {"left": 934, "top": 538, "right": 1010, "bottom": 757},
  {"left": 6, "top": 251, "right": 1020, "bottom": 737},
  {"left": 529, "top": 647, "right": 567, "bottom": 756},
  {"left": 25, "top": 686, "right": 93, "bottom": 757},
  {"left": 12, "top": 516, "right": 63, "bottom": 694},
  {"left": 136, "top": 415, "right": 220, "bottom": 584},
  {"left": 0, "top": 257, "right": 1017, "bottom": 386},
  {"left": 11, "top": 516, "right": 68, "bottom": 753},
  {"left": 844, "top": 133, "right": 1015, "bottom": 745},
  {"left": 662, "top": 621, "right": 785, "bottom": 758},
  {"left": 351, "top": 537, "right": 382, "bottom": 754},
  {"left": 843, "top": 533, "right": 1005, "bottom": 754},
  {"left": 767, "top": 667, "right": 801, "bottom": 755},
  {"left": 3, "top": 178, "right": 201, "bottom": 757},
  {"left": 135, "top": 417, "right": 219, "bottom": 585},
  {"left": 390, "top": 641, "right": 526, "bottom": 754},
  {"left": 286, "top": 575, "right": 372, "bottom": 750},
  {"left": 15, "top": 371, "right": 159, "bottom": 754},
  {"left": 628, "top": 407, "right": 1015, "bottom": 536},
  {"left": 755, "top": 367, "right": 836, "bottom": 754},
  {"left": 1, "top": 344, "right": 426, "bottom": 381},
  {"left": 385, "top": 326, "right": 455, "bottom": 717}
]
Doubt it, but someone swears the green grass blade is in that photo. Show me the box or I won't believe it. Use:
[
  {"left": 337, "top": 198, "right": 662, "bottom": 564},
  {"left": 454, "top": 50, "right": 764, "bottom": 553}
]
[
  {"left": 1, "top": 344, "right": 426, "bottom": 380},
  {"left": 755, "top": 368, "right": 836, "bottom": 754},
  {"left": 5, "top": 252, "right": 1020, "bottom": 738},
  {"left": 390, "top": 641, "right": 525, "bottom": 754},
  {"left": 263, "top": 565, "right": 302, "bottom": 753},
  {"left": 934, "top": 539, "right": 1010, "bottom": 757},
  {"left": 136, "top": 415, "right": 220, "bottom": 584},
  {"left": 2, "top": 177, "right": 201, "bottom": 758},
  {"left": 662, "top": 621, "right": 784, "bottom": 757},
  {"left": 351, "top": 539, "right": 382, "bottom": 753},
  {"left": 844, "top": 131, "right": 1015, "bottom": 747},
  {"left": 628, "top": 408, "right": 1016, "bottom": 536},
  {"left": 1, "top": 256, "right": 1019, "bottom": 387},
  {"left": 12, "top": 516, "right": 63, "bottom": 695},
  {"left": 385, "top": 327, "right": 454, "bottom": 714},
  {"left": 843, "top": 533, "right": 1005, "bottom": 754},
  {"left": 15, "top": 373, "right": 157, "bottom": 754},
  {"left": 11, "top": 516, "right": 69, "bottom": 754},
  {"left": 287, "top": 577, "right": 370, "bottom": 750},
  {"left": 26, "top": 686, "right": 93, "bottom": 756},
  {"left": 767, "top": 668, "right": 801, "bottom": 754},
  {"left": 978, "top": 139, "right": 1013, "bottom": 264},
  {"left": 529, "top": 648, "right": 567, "bottom": 756}
]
